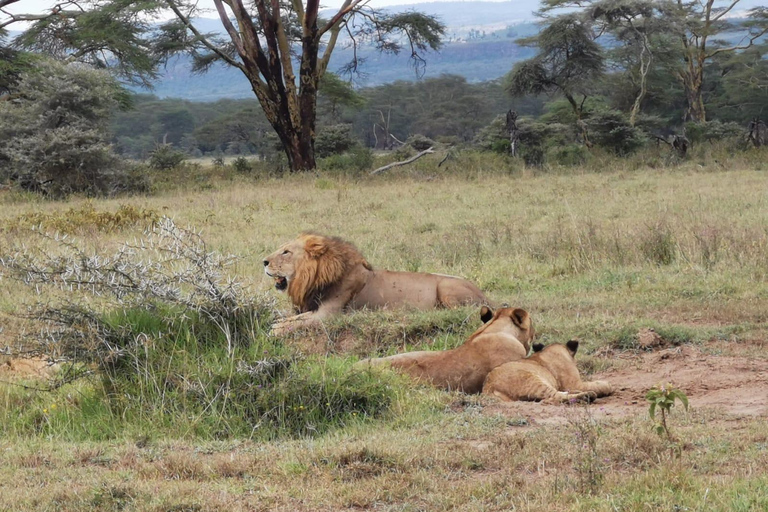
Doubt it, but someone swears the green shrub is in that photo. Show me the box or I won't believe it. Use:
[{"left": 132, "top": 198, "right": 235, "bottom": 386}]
[
  {"left": 685, "top": 120, "right": 745, "bottom": 144},
  {"left": 149, "top": 144, "right": 187, "bottom": 170},
  {"left": 588, "top": 110, "right": 647, "bottom": 156},
  {"left": 319, "top": 146, "right": 374, "bottom": 173},
  {"left": 315, "top": 125, "right": 357, "bottom": 158},
  {"left": 547, "top": 144, "right": 589, "bottom": 166},
  {"left": 231, "top": 156, "right": 252, "bottom": 173}
]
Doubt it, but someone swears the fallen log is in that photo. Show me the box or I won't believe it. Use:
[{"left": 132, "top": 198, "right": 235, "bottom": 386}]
[{"left": 369, "top": 147, "right": 435, "bottom": 175}]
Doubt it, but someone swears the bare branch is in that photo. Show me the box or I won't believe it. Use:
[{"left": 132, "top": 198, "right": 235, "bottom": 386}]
[{"left": 370, "top": 147, "right": 435, "bottom": 175}]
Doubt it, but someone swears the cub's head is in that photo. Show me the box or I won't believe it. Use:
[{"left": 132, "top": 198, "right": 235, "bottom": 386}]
[
  {"left": 263, "top": 233, "right": 370, "bottom": 311},
  {"left": 476, "top": 306, "right": 535, "bottom": 349},
  {"left": 531, "top": 340, "right": 580, "bottom": 365}
]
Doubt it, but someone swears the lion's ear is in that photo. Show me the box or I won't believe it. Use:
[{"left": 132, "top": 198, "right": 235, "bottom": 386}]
[
  {"left": 532, "top": 343, "right": 545, "bottom": 352},
  {"left": 480, "top": 306, "right": 493, "bottom": 323},
  {"left": 511, "top": 308, "right": 530, "bottom": 329},
  {"left": 303, "top": 235, "right": 328, "bottom": 259},
  {"left": 566, "top": 340, "right": 579, "bottom": 355}
]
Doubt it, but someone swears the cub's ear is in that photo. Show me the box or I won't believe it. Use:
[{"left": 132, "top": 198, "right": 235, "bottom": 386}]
[
  {"left": 532, "top": 343, "right": 545, "bottom": 352},
  {"left": 511, "top": 308, "right": 530, "bottom": 329},
  {"left": 480, "top": 306, "right": 494, "bottom": 323},
  {"left": 566, "top": 340, "right": 579, "bottom": 354},
  {"left": 303, "top": 235, "right": 328, "bottom": 259}
]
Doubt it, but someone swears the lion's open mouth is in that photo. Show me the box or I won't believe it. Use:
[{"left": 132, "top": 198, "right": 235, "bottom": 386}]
[{"left": 274, "top": 276, "right": 287, "bottom": 291}]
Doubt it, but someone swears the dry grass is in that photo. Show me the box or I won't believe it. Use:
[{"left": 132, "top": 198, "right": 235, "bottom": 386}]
[
  {"left": 1, "top": 156, "right": 768, "bottom": 510},
  {"left": 0, "top": 408, "right": 766, "bottom": 511}
]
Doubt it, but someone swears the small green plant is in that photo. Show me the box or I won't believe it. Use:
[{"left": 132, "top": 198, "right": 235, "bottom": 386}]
[
  {"left": 646, "top": 382, "right": 689, "bottom": 457},
  {"left": 231, "top": 156, "right": 252, "bottom": 173}
]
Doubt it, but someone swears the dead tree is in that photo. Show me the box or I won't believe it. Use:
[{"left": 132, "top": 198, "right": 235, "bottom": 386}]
[
  {"left": 748, "top": 118, "right": 766, "bottom": 147},
  {"left": 506, "top": 109, "right": 520, "bottom": 157},
  {"left": 654, "top": 133, "right": 690, "bottom": 157}
]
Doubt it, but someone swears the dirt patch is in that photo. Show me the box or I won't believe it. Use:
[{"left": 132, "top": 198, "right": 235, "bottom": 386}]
[
  {"left": 484, "top": 345, "right": 768, "bottom": 425},
  {"left": 0, "top": 356, "right": 59, "bottom": 379}
]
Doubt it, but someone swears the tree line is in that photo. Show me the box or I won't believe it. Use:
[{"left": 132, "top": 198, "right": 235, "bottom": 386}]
[{"left": 1, "top": 0, "right": 767, "bottom": 182}]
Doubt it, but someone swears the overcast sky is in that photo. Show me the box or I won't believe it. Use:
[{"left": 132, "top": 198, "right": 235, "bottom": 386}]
[{"left": 5, "top": 0, "right": 512, "bottom": 17}]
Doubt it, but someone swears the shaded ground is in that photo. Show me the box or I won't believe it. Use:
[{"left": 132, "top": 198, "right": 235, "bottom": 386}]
[{"left": 484, "top": 344, "right": 768, "bottom": 425}]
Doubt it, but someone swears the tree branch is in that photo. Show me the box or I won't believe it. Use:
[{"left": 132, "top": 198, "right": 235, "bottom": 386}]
[
  {"left": 712, "top": 0, "right": 740, "bottom": 21},
  {"left": 165, "top": 0, "right": 245, "bottom": 71},
  {"left": 319, "top": 0, "right": 363, "bottom": 36},
  {"left": 212, "top": 0, "right": 245, "bottom": 56},
  {"left": 706, "top": 27, "right": 768, "bottom": 58}
]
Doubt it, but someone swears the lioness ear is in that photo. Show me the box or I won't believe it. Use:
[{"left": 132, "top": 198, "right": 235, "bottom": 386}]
[
  {"left": 532, "top": 343, "right": 545, "bottom": 352},
  {"left": 303, "top": 235, "right": 328, "bottom": 259},
  {"left": 511, "top": 308, "right": 530, "bottom": 329},
  {"left": 480, "top": 306, "right": 493, "bottom": 323},
  {"left": 566, "top": 340, "right": 579, "bottom": 354}
]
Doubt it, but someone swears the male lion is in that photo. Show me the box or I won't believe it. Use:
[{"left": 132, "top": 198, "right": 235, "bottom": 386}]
[
  {"left": 482, "top": 340, "right": 613, "bottom": 404},
  {"left": 356, "top": 306, "right": 534, "bottom": 394},
  {"left": 263, "top": 233, "right": 488, "bottom": 335}
]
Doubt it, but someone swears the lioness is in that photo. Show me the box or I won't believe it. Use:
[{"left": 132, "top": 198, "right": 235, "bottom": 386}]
[
  {"left": 357, "top": 306, "right": 534, "bottom": 394},
  {"left": 264, "top": 233, "right": 488, "bottom": 335},
  {"left": 482, "top": 340, "right": 613, "bottom": 403}
]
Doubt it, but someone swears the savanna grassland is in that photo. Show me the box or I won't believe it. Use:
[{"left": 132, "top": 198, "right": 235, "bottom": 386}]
[{"left": 1, "top": 152, "right": 768, "bottom": 511}]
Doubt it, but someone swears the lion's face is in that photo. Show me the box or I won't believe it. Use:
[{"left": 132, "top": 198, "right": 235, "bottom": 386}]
[{"left": 263, "top": 239, "right": 307, "bottom": 291}]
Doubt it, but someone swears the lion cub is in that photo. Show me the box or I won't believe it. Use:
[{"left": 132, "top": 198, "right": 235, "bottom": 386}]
[
  {"left": 357, "top": 306, "right": 534, "bottom": 394},
  {"left": 482, "top": 340, "right": 612, "bottom": 404}
]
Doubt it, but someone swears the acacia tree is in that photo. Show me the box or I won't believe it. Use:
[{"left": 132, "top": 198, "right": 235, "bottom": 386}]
[
  {"left": 3, "top": 0, "right": 444, "bottom": 171},
  {"left": 506, "top": 15, "right": 604, "bottom": 144},
  {"left": 539, "top": 0, "right": 768, "bottom": 123},
  {"left": 664, "top": 1, "right": 768, "bottom": 122},
  {"left": 590, "top": 0, "right": 673, "bottom": 126}
]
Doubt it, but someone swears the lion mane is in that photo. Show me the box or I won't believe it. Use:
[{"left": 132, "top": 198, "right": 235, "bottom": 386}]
[{"left": 287, "top": 234, "right": 372, "bottom": 313}]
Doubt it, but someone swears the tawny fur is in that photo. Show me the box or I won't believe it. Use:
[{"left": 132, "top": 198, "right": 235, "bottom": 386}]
[
  {"left": 482, "top": 341, "right": 613, "bottom": 404},
  {"left": 264, "top": 233, "right": 488, "bottom": 335},
  {"left": 357, "top": 307, "right": 534, "bottom": 394}
]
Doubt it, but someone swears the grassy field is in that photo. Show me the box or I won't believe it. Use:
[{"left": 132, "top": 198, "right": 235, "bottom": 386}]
[{"left": 1, "top": 152, "right": 768, "bottom": 510}]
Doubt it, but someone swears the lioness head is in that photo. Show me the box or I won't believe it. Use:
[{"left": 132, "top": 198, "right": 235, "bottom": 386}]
[
  {"left": 263, "top": 233, "right": 371, "bottom": 312},
  {"left": 474, "top": 306, "right": 535, "bottom": 349}
]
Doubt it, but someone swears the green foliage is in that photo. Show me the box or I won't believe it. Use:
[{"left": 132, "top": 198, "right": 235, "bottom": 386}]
[
  {"left": 506, "top": 15, "right": 604, "bottom": 108},
  {"left": 646, "top": 382, "right": 689, "bottom": 456},
  {"left": 0, "top": 58, "right": 135, "bottom": 198},
  {"left": 12, "top": 0, "right": 161, "bottom": 86},
  {"left": 231, "top": 156, "right": 252, "bottom": 173},
  {"left": 685, "top": 120, "right": 745, "bottom": 144},
  {"left": 148, "top": 143, "right": 187, "bottom": 170},
  {"left": 318, "top": 146, "right": 374, "bottom": 173},
  {"left": 587, "top": 109, "right": 648, "bottom": 155},
  {"left": 547, "top": 144, "right": 590, "bottom": 165},
  {"left": 315, "top": 125, "right": 358, "bottom": 158}
]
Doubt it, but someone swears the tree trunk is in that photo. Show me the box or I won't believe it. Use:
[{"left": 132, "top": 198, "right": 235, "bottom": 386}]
[
  {"left": 684, "top": 84, "right": 706, "bottom": 123},
  {"left": 680, "top": 51, "right": 706, "bottom": 123}
]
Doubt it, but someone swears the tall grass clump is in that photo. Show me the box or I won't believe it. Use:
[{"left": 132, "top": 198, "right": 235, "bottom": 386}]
[{"left": 0, "top": 218, "right": 412, "bottom": 440}]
